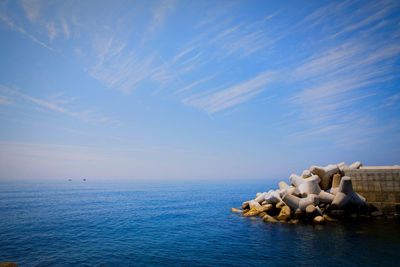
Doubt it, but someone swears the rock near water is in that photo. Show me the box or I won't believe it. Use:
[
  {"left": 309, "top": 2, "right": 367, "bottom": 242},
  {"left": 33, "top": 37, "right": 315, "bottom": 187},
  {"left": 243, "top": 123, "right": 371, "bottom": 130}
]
[{"left": 232, "top": 161, "right": 370, "bottom": 224}]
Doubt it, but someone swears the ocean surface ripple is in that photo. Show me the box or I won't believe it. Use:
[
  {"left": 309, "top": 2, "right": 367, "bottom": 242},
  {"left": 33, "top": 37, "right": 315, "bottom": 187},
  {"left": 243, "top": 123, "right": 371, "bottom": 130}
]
[{"left": 0, "top": 180, "right": 399, "bottom": 266}]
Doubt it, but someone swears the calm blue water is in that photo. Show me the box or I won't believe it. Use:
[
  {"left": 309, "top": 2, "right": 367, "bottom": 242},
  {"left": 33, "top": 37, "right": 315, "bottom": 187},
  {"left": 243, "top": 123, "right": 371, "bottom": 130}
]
[{"left": 0, "top": 179, "right": 399, "bottom": 267}]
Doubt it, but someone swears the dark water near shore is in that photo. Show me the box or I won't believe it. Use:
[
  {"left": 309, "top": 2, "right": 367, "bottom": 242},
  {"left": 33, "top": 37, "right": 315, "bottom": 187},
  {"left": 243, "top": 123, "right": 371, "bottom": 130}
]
[{"left": 0, "top": 179, "right": 399, "bottom": 266}]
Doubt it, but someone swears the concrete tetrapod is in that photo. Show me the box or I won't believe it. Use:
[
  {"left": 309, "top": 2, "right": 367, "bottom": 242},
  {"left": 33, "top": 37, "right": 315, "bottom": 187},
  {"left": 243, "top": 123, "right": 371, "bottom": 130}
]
[
  {"left": 302, "top": 170, "right": 312, "bottom": 178},
  {"left": 305, "top": 204, "right": 323, "bottom": 219},
  {"left": 277, "top": 206, "right": 291, "bottom": 221},
  {"left": 254, "top": 192, "right": 268, "bottom": 203},
  {"left": 243, "top": 201, "right": 273, "bottom": 217},
  {"left": 297, "top": 175, "right": 320, "bottom": 195},
  {"left": 278, "top": 181, "right": 290, "bottom": 190},
  {"left": 235, "top": 161, "right": 370, "bottom": 225},
  {"left": 289, "top": 174, "right": 319, "bottom": 194},
  {"left": 289, "top": 174, "right": 305, "bottom": 187},
  {"left": 242, "top": 201, "right": 250, "bottom": 210},
  {"left": 242, "top": 191, "right": 273, "bottom": 209},
  {"left": 278, "top": 181, "right": 298, "bottom": 196},
  {"left": 331, "top": 176, "right": 366, "bottom": 209},
  {"left": 263, "top": 189, "right": 282, "bottom": 204},
  {"left": 329, "top": 173, "right": 342, "bottom": 195},
  {"left": 337, "top": 162, "right": 346, "bottom": 171},
  {"left": 289, "top": 174, "right": 335, "bottom": 203},
  {"left": 242, "top": 187, "right": 285, "bottom": 212},
  {"left": 337, "top": 161, "right": 362, "bottom": 172},
  {"left": 276, "top": 201, "right": 286, "bottom": 209},
  {"left": 309, "top": 164, "right": 340, "bottom": 190},
  {"left": 263, "top": 214, "right": 278, "bottom": 223},
  {"left": 282, "top": 193, "right": 319, "bottom": 211},
  {"left": 349, "top": 161, "right": 362, "bottom": 169},
  {"left": 313, "top": 216, "right": 325, "bottom": 224}
]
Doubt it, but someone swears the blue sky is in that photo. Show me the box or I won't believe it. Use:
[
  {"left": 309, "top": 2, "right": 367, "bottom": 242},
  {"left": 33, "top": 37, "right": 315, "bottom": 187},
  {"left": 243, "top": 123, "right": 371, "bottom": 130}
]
[{"left": 0, "top": 0, "right": 399, "bottom": 181}]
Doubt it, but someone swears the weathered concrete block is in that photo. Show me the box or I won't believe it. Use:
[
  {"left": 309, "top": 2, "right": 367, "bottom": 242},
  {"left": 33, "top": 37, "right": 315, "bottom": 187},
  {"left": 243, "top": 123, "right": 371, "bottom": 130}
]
[
  {"left": 376, "top": 194, "right": 384, "bottom": 202},
  {"left": 366, "top": 193, "right": 375, "bottom": 202},
  {"left": 388, "top": 193, "right": 396, "bottom": 202},
  {"left": 374, "top": 182, "right": 381, "bottom": 192}
]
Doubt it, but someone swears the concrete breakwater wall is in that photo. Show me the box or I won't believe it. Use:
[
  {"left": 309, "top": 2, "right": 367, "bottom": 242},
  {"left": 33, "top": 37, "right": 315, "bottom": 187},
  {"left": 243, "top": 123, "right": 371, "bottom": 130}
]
[{"left": 344, "top": 166, "right": 400, "bottom": 215}]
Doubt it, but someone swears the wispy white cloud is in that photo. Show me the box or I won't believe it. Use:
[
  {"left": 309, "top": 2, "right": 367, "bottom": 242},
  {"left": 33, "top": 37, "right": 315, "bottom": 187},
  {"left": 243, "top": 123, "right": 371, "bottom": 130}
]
[
  {"left": 291, "top": 0, "right": 398, "bottom": 41},
  {"left": 89, "top": 34, "right": 190, "bottom": 93},
  {"left": 210, "top": 24, "right": 273, "bottom": 57},
  {"left": 3, "top": 0, "right": 398, "bottom": 123},
  {"left": 61, "top": 17, "right": 70, "bottom": 39},
  {"left": 284, "top": 114, "right": 390, "bottom": 147},
  {"left": 164, "top": 45, "right": 213, "bottom": 84},
  {"left": 382, "top": 92, "right": 400, "bottom": 108},
  {"left": 332, "top": 4, "right": 392, "bottom": 38},
  {"left": 7, "top": 1, "right": 279, "bottom": 111},
  {"left": 194, "top": 16, "right": 280, "bottom": 58},
  {"left": 166, "top": 8, "right": 284, "bottom": 80},
  {"left": 184, "top": 70, "right": 273, "bottom": 113},
  {"left": 175, "top": 74, "right": 216, "bottom": 94},
  {"left": 19, "top": 0, "right": 72, "bottom": 41},
  {"left": 0, "top": 12, "right": 54, "bottom": 51},
  {"left": 292, "top": 42, "right": 359, "bottom": 80},
  {"left": 174, "top": 51, "right": 205, "bottom": 73},
  {"left": 139, "top": 0, "right": 176, "bottom": 44},
  {"left": 92, "top": 36, "right": 126, "bottom": 63},
  {"left": 161, "top": 11, "right": 284, "bottom": 111},
  {"left": 3, "top": 86, "right": 77, "bottom": 115},
  {"left": 20, "top": 0, "right": 41, "bottom": 23},
  {"left": 46, "top": 21, "right": 57, "bottom": 41},
  {"left": 147, "top": 0, "right": 175, "bottom": 34},
  {"left": 291, "top": 1, "right": 350, "bottom": 33},
  {"left": 0, "top": 95, "right": 13, "bottom": 105},
  {"left": 89, "top": 43, "right": 158, "bottom": 93},
  {"left": 0, "top": 85, "right": 112, "bottom": 124},
  {"left": 151, "top": 62, "right": 182, "bottom": 88},
  {"left": 290, "top": 38, "right": 399, "bottom": 124},
  {"left": 171, "top": 46, "right": 196, "bottom": 64},
  {"left": 46, "top": 91, "right": 71, "bottom": 105},
  {"left": 284, "top": 1, "right": 400, "bottom": 145}
]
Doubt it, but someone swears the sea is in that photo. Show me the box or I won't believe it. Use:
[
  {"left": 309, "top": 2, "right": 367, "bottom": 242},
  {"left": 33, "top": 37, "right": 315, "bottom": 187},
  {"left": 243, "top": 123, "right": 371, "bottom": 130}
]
[{"left": 0, "top": 179, "right": 399, "bottom": 267}]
